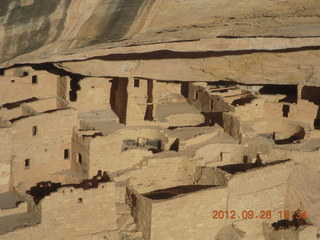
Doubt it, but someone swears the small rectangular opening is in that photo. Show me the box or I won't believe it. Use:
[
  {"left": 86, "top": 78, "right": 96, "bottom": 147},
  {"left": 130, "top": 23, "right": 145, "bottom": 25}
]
[
  {"left": 209, "top": 99, "right": 214, "bottom": 111},
  {"left": 32, "top": 126, "right": 37, "bottom": 136},
  {"left": 78, "top": 198, "right": 83, "bottom": 204},
  {"left": 0, "top": 69, "right": 4, "bottom": 76},
  {"left": 32, "top": 75, "right": 38, "bottom": 84},
  {"left": 25, "top": 159, "right": 30, "bottom": 169},
  {"left": 11, "top": 80, "right": 15, "bottom": 83},
  {"left": 243, "top": 155, "right": 249, "bottom": 163},
  {"left": 64, "top": 149, "right": 69, "bottom": 159},
  {"left": 282, "top": 104, "right": 290, "bottom": 118},
  {"left": 134, "top": 79, "right": 140, "bottom": 88},
  {"left": 22, "top": 71, "right": 29, "bottom": 77},
  {"left": 78, "top": 153, "right": 82, "bottom": 164}
]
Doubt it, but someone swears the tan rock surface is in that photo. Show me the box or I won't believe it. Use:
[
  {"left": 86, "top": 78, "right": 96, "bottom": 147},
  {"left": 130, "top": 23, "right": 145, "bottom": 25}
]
[
  {"left": 57, "top": 49, "right": 320, "bottom": 85},
  {"left": 1, "top": 0, "right": 320, "bottom": 67}
]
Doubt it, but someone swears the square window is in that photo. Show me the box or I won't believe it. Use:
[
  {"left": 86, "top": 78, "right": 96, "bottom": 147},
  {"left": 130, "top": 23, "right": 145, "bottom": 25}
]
[
  {"left": 32, "top": 126, "right": 37, "bottom": 136},
  {"left": 64, "top": 149, "right": 69, "bottom": 159},
  {"left": 32, "top": 75, "right": 38, "bottom": 84},
  {"left": 25, "top": 159, "right": 30, "bottom": 169},
  {"left": 134, "top": 79, "right": 140, "bottom": 88},
  {"left": 282, "top": 104, "right": 290, "bottom": 118}
]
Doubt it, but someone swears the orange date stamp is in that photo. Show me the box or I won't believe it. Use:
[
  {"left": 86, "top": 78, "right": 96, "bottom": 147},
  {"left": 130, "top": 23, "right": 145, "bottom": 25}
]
[{"left": 212, "top": 210, "right": 308, "bottom": 220}]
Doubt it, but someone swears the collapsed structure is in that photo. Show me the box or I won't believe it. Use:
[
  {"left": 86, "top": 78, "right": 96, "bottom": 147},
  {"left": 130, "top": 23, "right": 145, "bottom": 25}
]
[
  {"left": 1, "top": 1, "right": 320, "bottom": 239},
  {"left": 0, "top": 63, "right": 319, "bottom": 240}
]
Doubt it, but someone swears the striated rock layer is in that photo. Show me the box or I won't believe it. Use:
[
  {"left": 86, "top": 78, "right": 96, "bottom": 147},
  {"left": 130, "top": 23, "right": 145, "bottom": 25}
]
[{"left": 1, "top": 0, "right": 320, "bottom": 69}]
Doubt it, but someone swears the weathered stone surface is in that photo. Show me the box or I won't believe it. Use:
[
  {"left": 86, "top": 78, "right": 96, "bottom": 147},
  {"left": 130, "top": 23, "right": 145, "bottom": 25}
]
[
  {"left": 1, "top": 0, "right": 320, "bottom": 67},
  {"left": 56, "top": 49, "right": 320, "bottom": 85}
]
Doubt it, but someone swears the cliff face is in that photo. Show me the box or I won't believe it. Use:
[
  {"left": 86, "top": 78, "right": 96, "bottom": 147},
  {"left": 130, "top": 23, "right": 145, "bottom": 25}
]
[{"left": 1, "top": 0, "right": 320, "bottom": 69}]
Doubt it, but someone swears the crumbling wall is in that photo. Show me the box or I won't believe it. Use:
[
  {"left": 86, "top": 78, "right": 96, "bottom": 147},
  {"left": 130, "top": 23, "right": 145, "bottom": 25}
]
[
  {"left": 194, "top": 143, "right": 243, "bottom": 166},
  {"left": 223, "top": 112, "right": 242, "bottom": 140},
  {"left": 89, "top": 128, "right": 167, "bottom": 174},
  {"left": 71, "top": 130, "right": 91, "bottom": 178},
  {"left": 0, "top": 128, "right": 12, "bottom": 193},
  {"left": 126, "top": 187, "right": 152, "bottom": 240},
  {"left": 0, "top": 183, "right": 118, "bottom": 239},
  {"left": 69, "top": 77, "right": 112, "bottom": 111},
  {"left": 187, "top": 82, "right": 233, "bottom": 113},
  {"left": 125, "top": 156, "right": 196, "bottom": 194},
  {"left": 234, "top": 98, "right": 264, "bottom": 120},
  {"left": 40, "top": 182, "right": 117, "bottom": 235}
]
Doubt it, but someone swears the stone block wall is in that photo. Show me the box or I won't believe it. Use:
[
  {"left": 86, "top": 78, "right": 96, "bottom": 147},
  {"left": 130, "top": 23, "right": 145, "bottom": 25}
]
[
  {"left": 128, "top": 162, "right": 294, "bottom": 240},
  {"left": 69, "top": 77, "right": 112, "bottom": 111},
  {"left": 150, "top": 186, "right": 227, "bottom": 240},
  {"left": 0, "top": 70, "right": 58, "bottom": 105},
  {"left": 40, "top": 182, "right": 118, "bottom": 234},
  {"left": 10, "top": 109, "right": 77, "bottom": 190},
  {"left": 88, "top": 127, "right": 168, "bottom": 174},
  {"left": 0, "top": 128, "right": 12, "bottom": 193}
]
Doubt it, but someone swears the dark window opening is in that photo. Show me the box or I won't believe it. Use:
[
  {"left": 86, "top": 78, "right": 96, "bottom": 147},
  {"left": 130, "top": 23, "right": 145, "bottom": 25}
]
[
  {"left": 169, "top": 138, "right": 179, "bottom": 152},
  {"left": 259, "top": 85, "right": 298, "bottom": 103},
  {"left": 69, "top": 77, "right": 81, "bottom": 102},
  {"left": 209, "top": 99, "right": 214, "bottom": 111},
  {"left": 25, "top": 159, "right": 30, "bottom": 169},
  {"left": 301, "top": 86, "right": 320, "bottom": 105},
  {"left": 32, "top": 126, "right": 37, "bottom": 136},
  {"left": 0, "top": 69, "right": 4, "bottom": 75},
  {"left": 181, "top": 82, "right": 189, "bottom": 98},
  {"left": 144, "top": 79, "right": 154, "bottom": 121},
  {"left": 11, "top": 80, "right": 15, "bottom": 83},
  {"left": 32, "top": 75, "right": 38, "bottom": 84},
  {"left": 78, "top": 153, "right": 82, "bottom": 164},
  {"left": 78, "top": 198, "right": 83, "bottom": 204},
  {"left": 22, "top": 71, "right": 29, "bottom": 77},
  {"left": 113, "top": 78, "right": 119, "bottom": 90},
  {"left": 64, "top": 149, "right": 69, "bottom": 159},
  {"left": 314, "top": 119, "right": 320, "bottom": 129},
  {"left": 243, "top": 155, "right": 249, "bottom": 163},
  {"left": 134, "top": 79, "right": 140, "bottom": 88},
  {"left": 282, "top": 105, "right": 290, "bottom": 118},
  {"left": 193, "top": 91, "right": 198, "bottom": 101}
]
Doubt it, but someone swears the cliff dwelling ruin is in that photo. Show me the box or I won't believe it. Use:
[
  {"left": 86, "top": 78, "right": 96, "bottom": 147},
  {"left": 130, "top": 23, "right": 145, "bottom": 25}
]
[{"left": 1, "top": 1, "right": 320, "bottom": 240}]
